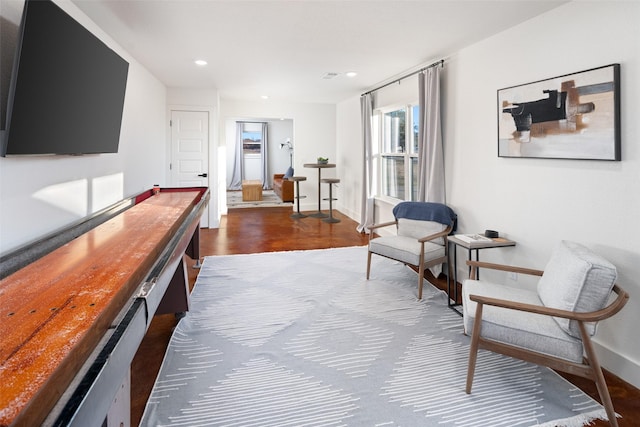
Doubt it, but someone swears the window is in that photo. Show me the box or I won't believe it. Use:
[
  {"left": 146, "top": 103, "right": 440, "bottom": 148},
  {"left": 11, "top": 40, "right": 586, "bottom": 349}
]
[
  {"left": 242, "top": 124, "right": 263, "bottom": 154},
  {"left": 377, "top": 105, "right": 419, "bottom": 201}
]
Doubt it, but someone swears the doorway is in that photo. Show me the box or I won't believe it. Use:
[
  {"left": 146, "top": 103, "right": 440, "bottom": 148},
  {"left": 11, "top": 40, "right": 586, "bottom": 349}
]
[
  {"left": 170, "top": 109, "right": 210, "bottom": 227},
  {"left": 225, "top": 118, "right": 294, "bottom": 190}
]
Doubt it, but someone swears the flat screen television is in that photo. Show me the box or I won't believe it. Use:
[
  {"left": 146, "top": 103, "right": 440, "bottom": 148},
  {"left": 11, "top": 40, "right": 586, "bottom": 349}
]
[{"left": 1, "top": 0, "right": 129, "bottom": 156}]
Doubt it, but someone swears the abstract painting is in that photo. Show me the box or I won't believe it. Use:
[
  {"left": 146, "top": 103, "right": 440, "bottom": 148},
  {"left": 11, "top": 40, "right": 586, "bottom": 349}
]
[{"left": 498, "top": 64, "right": 620, "bottom": 160}]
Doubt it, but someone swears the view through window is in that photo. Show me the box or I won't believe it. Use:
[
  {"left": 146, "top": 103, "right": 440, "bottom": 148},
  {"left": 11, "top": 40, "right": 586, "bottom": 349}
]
[
  {"left": 378, "top": 105, "right": 419, "bottom": 201},
  {"left": 242, "top": 124, "right": 262, "bottom": 154}
]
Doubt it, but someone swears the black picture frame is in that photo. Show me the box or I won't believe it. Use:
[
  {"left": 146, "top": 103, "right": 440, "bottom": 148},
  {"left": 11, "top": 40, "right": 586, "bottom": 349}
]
[{"left": 498, "top": 64, "right": 621, "bottom": 160}]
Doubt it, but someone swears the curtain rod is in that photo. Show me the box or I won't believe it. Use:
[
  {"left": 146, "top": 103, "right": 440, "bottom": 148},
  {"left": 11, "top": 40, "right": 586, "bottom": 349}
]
[
  {"left": 361, "top": 59, "right": 444, "bottom": 97},
  {"left": 236, "top": 121, "right": 267, "bottom": 124}
]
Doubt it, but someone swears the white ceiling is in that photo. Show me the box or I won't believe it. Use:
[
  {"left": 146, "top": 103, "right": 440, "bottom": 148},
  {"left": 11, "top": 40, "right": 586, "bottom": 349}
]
[{"left": 72, "top": 0, "right": 568, "bottom": 104}]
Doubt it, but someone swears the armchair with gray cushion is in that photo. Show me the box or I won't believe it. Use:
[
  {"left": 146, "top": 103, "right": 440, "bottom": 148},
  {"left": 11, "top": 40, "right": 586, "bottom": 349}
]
[
  {"left": 366, "top": 202, "right": 457, "bottom": 299},
  {"left": 463, "top": 240, "right": 629, "bottom": 427}
]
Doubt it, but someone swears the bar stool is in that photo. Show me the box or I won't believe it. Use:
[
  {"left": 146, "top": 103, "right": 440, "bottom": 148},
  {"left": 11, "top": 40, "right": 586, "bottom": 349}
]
[
  {"left": 320, "top": 178, "right": 340, "bottom": 223},
  {"left": 290, "top": 176, "right": 307, "bottom": 219}
]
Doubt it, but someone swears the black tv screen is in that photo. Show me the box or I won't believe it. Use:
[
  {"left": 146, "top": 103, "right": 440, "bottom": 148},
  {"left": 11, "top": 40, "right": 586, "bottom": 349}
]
[{"left": 2, "top": 0, "right": 129, "bottom": 156}]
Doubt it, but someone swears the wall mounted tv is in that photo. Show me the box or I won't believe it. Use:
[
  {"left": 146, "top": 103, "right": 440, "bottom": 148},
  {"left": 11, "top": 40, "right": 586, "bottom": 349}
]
[{"left": 1, "top": 0, "right": 129, "bottom": 157}]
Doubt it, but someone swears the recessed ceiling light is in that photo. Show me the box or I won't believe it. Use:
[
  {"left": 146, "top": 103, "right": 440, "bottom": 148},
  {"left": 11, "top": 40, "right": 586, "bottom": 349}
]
[
  {"left": 194, "top": 59, "right": 207, "bottom": 66},
  {"left": 345, "top": 71, "right": 358, "bottom": 78},
  {"left": 261, "top": 95, "right": 269, "bottom": 100}
]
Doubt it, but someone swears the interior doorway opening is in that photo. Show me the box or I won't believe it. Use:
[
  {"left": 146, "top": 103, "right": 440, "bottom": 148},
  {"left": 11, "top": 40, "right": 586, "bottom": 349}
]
[{"left": 224, "top": 118, "right": 294, "bottom": 209}]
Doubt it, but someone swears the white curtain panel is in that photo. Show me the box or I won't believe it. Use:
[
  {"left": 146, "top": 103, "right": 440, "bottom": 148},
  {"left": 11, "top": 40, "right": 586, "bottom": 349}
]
[
  {"left": 417, "top": 66, "right": 446, "bottom": 203},
  {"left": 357, "top": 93, "right": 375, "bottom": 233},
  {"left": 228, "top": 122, "right": 244, "bottom": 190},
  {"left": 260, "top": 122, "right": 269, "bottom": 189}
]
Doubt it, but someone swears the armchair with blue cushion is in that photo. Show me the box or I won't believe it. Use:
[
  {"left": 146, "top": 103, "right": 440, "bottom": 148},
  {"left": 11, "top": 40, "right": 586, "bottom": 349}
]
[
  {"left": 463, "top": 240, "right": 629, "bottom": 427},
  {"left": 366, "top": 202, "right": 457, "bottom": 299}
]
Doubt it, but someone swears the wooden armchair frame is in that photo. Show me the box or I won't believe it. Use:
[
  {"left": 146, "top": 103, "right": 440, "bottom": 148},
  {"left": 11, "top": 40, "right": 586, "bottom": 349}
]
[
  {"left": 366, "top": 220, "right": 453, "bottom": 299},
  {"left": 465, "top": 260, "right": 629, "bottom": 427}
]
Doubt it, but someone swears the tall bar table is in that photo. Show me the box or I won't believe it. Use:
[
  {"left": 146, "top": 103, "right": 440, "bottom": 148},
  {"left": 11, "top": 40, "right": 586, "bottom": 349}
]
[{"left": 303, "top": 162, "right": 336, "bottom": 218}]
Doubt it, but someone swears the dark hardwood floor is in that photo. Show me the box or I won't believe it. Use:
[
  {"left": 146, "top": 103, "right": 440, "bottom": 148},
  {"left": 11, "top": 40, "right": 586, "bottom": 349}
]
[{"left": 131, "top": 207, "right": 640, "bottom": 426}]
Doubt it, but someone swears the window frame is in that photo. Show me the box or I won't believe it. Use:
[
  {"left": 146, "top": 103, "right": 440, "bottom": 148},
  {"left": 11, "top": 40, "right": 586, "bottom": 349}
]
[
  {"left": 241, "top": 124, "right": 263, "bottom": 155},
  {"left": 374, "top": 103, "right": 420, "bottom": 203}
]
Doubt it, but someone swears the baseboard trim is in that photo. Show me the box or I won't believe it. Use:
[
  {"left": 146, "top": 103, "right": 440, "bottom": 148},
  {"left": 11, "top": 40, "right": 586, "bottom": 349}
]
[{"left": 595, "top": 340, "right": 640, "bottom": 390}]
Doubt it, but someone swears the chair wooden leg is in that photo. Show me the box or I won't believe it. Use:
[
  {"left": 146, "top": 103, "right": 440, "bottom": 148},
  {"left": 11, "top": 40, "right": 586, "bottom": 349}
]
[
  {"left": 366, "top": 251, "right": 372, "bottom": 280},
  {"left": 579, "top": 323, "right": 619, "bottom": 427},
  {"left": 418, "top": 244, "right": 425, "bottom": 300},
  {"left": 466, "top": 304, "right": 484, "bottom": 394}
]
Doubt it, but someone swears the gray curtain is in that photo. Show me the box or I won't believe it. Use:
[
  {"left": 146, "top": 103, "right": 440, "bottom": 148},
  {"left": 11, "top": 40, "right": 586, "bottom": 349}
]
[
  {"left": 260, "top": 122, "right": 269, "bottom": 189},
  {"left": 357, "top": 93, "right": 375, "bottom": 233},
  {"left": 417, "top": 66, "right": 446, "bottom": 203},
  {"left": 228, "top": 122, "right": 244, "bottom": 190}
]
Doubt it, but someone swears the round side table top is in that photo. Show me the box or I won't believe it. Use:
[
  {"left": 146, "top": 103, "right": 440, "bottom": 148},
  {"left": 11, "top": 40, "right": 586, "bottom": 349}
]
[
  {"left": 321, "top": 178, "right": 340, "bottom": 183},
  {"left": 290, "top": 176, "right": 307, "bottom": 181},
  {"left": 303, "top": 163, "right": 336, "bottom": 168}
]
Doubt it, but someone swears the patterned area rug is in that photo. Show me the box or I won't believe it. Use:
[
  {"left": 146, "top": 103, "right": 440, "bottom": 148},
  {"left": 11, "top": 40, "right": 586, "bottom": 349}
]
[
  {"left": 141, "top": 246, "right": 609, "bottom": 426},
  {"left": 227, "top": 190, "right": 292, "bottom": 209}
]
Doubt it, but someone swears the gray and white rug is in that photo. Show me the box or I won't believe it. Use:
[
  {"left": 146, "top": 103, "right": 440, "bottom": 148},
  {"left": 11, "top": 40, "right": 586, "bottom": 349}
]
[
  {"left": 141, "top": 246, "right": 609, "bottom": 426},
  {"left": 227, "top": 190, "right": 292, "bottom": 209}
]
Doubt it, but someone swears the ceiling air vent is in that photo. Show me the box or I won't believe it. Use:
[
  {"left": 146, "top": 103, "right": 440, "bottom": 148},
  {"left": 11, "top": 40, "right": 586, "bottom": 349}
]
[{"left": 322, "top": 72, "right": 339, "bottom": 80}]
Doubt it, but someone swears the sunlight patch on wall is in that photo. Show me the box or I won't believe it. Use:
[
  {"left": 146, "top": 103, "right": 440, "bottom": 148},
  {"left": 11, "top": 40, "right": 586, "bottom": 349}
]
[
  {"left": 92, "top": 173, "right": 124, "bottom": 211},
  {"left": 33, "top": 179, "right": 88, "bottom": 217},
  {"left": 32, "top": 173, "right": 124, "bottom": 218}
]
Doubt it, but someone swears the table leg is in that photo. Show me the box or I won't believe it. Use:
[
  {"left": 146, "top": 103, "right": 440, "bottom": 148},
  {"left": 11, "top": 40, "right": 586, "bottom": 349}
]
[
  {"left": 449, "top": 242, "right": 458, "bottom": 307},
  {"left": 447, "top": 243, "right": 463, "bottom": 315},
  {"left": 451, "top": 247, "right": 475, "bottom": 307},
  {"left": 474, "top": 249, "right": 480, "bottom": 280},
  {"left": 309, "top": 168, "right": 328, "bottom": 218}
]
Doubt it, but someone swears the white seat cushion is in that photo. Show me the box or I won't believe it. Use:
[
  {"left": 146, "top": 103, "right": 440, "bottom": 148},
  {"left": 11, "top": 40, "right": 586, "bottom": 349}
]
[
  {"left": 537, "top": 241, "right": 617, "bottom": 338},
  {"left": 369, "top": 236, "right": 444, "bottom": 267},
  {"left": 463, "top": 279, "right": 584, "bottom": 363}
]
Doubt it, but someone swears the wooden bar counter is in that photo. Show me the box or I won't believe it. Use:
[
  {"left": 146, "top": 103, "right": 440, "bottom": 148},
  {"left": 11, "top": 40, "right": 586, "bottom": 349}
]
[{"left": 0, "top": 187, "right": 209, "bottom": 427}]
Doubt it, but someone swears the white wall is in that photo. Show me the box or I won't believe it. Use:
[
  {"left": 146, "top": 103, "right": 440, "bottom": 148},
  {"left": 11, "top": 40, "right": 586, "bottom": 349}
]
[
  {"left": 220, "top": 100, "right": 336, "bottom": 212},
  {"left": 336, "top": 1, "right": 640, "bottom": 387},
  {"left": 446, "top": 1, "right": 640, "bottom": 387},
  {"left": 336, "top": 96, "right": 364, "bottom": 221},
  {"left": 0, "top": 0, "right": 167, "bottom": 254},
  {"left": 268, "top": 120, "right": 294, "bottom": 177}
]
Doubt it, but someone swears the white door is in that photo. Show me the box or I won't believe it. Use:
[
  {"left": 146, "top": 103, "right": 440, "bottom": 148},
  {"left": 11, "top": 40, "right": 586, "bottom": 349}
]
[{"left": 170, "top": 109, "right": 209, "bottom": 227}]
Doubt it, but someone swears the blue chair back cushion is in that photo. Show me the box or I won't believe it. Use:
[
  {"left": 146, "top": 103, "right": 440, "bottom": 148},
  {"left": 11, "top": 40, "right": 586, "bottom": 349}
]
[{"left": 392, "top": 202, "right": 457, "bottom": 230}]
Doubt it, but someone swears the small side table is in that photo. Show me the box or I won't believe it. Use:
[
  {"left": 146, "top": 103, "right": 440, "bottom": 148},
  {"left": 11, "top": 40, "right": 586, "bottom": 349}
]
[
  {"left": 242, "top": 180, "right": 262, "bottom": 201},
  {"left": 448, "top": 235, "right": 516, "bottom": 308}
]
